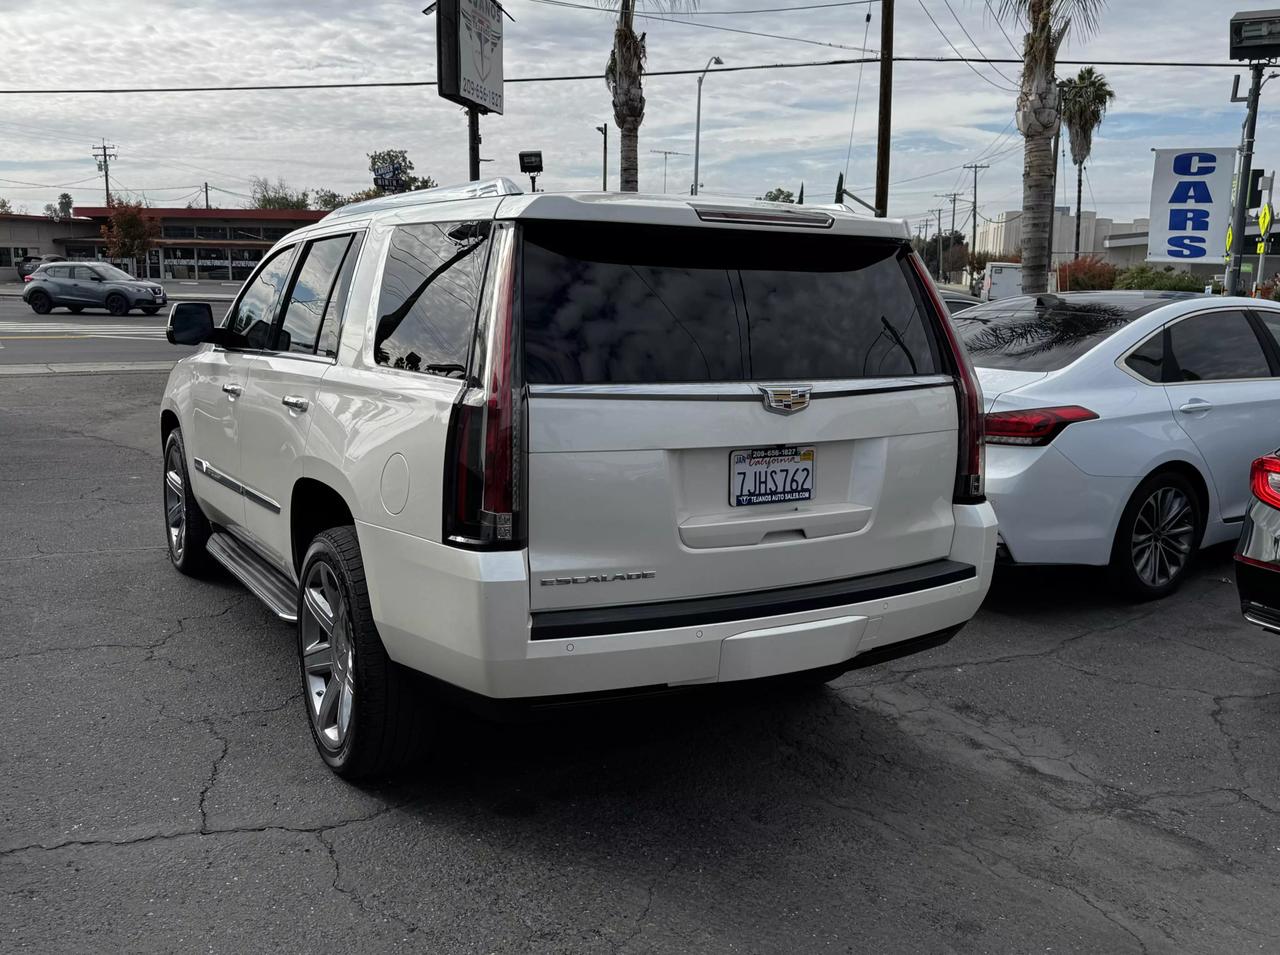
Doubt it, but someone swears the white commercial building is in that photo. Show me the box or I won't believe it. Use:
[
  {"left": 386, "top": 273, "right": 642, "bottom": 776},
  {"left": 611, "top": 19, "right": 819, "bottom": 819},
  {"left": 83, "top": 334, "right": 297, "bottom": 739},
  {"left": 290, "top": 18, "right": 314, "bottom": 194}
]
[{"left": 975, "top": 206, "right": 1150, "bottom": 267}]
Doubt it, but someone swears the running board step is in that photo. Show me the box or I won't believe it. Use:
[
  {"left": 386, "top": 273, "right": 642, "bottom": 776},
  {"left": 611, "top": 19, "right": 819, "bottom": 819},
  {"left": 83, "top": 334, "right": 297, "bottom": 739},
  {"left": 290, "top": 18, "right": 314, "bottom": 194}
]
[{"left": 206, "top": 531, "right": 298, "bottom": 623}]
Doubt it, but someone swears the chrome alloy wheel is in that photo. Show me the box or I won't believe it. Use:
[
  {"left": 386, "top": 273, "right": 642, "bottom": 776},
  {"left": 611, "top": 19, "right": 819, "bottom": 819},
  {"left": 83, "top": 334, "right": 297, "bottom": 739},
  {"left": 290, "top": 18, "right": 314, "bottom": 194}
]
[
  {"left": 1131, "top": 485, "right": 1195, "bottom": 588},
  {"left": 164, "top": 442, "right": 186, "bottom": 560},
  {"left": 301, "top": 562, "right": 356, "bottom": 751}
]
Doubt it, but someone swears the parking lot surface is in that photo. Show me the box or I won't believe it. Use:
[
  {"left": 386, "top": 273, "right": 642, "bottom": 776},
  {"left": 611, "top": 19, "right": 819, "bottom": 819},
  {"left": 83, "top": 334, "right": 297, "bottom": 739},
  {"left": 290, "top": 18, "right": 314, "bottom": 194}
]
[{"left": 2, "top": 371, "right": 1278, "bottom": 953}]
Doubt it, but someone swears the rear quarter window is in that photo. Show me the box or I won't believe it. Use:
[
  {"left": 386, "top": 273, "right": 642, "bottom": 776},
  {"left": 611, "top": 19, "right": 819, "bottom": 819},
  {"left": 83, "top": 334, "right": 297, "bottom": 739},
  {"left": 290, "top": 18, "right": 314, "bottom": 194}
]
[
  {"left": 374, "top": 220, "right": 490, "bottom": 377},
  {"left": 520, "top": 221, "right": 940, "bottom": 384}
]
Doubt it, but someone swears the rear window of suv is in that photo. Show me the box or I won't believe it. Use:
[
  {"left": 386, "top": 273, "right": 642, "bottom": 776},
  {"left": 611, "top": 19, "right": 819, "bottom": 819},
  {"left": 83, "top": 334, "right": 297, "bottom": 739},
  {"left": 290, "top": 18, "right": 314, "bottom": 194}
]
[{"left": 520, "top": 221, "right": 940, "bottom": 384}]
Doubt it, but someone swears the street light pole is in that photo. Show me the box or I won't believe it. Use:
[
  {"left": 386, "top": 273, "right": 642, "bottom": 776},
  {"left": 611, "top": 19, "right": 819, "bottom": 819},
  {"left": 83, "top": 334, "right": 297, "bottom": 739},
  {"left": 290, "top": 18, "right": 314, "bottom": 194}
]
[
  {"left": 692, "top": 55, "right": 723, "bottom": 196},
  {"left": 596, "top": 124, "right": 608, "bottom": 190}
]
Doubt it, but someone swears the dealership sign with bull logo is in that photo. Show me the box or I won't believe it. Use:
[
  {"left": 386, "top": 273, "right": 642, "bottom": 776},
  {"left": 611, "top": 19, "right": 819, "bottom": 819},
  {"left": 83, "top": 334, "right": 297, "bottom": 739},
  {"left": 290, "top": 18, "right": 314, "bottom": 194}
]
[{"left": 1147, "top": 147, "right": 1237, "bottom": 262}]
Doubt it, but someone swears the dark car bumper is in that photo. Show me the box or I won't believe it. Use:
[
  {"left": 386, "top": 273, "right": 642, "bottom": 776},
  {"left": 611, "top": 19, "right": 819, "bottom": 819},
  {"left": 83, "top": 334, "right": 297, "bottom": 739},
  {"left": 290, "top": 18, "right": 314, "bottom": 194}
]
[{"left": 1235, "top": 500, "right": 1280, "bottom": 634}]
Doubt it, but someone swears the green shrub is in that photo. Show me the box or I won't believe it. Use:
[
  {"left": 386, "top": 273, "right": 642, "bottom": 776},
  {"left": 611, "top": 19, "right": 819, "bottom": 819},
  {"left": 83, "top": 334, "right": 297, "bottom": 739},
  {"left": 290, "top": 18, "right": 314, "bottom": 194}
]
[{"left": 1112, "top": 264, "right": 1205, "bottom": 292}]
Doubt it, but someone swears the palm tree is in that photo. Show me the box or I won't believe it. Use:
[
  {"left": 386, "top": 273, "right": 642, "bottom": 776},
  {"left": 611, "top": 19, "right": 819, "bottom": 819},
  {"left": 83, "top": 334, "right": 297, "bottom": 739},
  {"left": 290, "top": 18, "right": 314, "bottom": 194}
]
[
  {"left": 603, "top": 1, "right": 696, "bottom": 192},
  {"left": 998, "top": 1, "right": 1107, "bottom": 293},
  {"left": 1060, "top": 67, "right": 1115, "bottom": 260}
]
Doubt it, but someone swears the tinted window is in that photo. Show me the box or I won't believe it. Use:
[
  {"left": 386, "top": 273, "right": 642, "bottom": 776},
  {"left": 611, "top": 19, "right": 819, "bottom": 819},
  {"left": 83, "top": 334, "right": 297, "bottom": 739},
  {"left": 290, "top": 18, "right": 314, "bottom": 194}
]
[
  {"left": 374, "top": 221, "right": 490, "bottom": 376},
  {"left": 521, "top": 222, "right": 938, "bottom": 384},
  {"left": 1125, "top": 332, "right": 1166, "bottom": 381},
  {"left": 1259, "top": 311, "right": 1280, "bottom": 356},
  {"left": 227, "top": 246, "right": 295, "bottom": 348},
  {"left": 279, "top": 235, "right": 353, "bottom": 354},
  {"left": 73, "top": 266, "right": 97, "bottom": 280},
  {"left": 1169, "top": 311, "right": 1270, "bottom": 381},
  {"left": 317, "top": 234, "right": 363, "bottom": 359},
  {"left": 44, "top": 266, "right": 70, "bottom": 279},
  {"left": 956, "top": 297, "right": 1149, "bottom": 371}
]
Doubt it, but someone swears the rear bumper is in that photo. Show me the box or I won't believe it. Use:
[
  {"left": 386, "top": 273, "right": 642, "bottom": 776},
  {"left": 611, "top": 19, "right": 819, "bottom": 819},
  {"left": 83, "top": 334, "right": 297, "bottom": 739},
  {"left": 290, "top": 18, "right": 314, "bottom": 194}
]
[
  {"left": 358, "top": 502, "right": 996, "bottom": 699},
  {"left": 986, "top": 444, "right": 1131, "bottom": 566},
  {"left": 1236, "top": 502, "right": 1280, "bottom": 634}
]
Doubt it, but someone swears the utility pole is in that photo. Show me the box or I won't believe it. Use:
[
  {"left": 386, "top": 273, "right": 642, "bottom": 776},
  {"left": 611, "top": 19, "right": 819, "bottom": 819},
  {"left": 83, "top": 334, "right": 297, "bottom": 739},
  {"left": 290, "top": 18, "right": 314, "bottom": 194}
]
[
  {"left": 873, "top": 0, "right": 894, "bottom": 217},
  {"left": 204, "top": 182, "right": 210, "bottom": 209},
  {"left": 92, "top": 140, "right": 117, "bottom": 206},
  {"left": 964, "top": 163, "right": 989, "bottom": 290},
  {"left": 935, "top": 192, "right": 962, "bottom": 282},
  {"left": 929, "top": 208, "right": 944, "bottom": 281},
  {"left": 650, "top": 149, "right": 690, "bottom": 194},
  {"left": 1228, "top": 64, "right": 1266, "bottom": 295}
]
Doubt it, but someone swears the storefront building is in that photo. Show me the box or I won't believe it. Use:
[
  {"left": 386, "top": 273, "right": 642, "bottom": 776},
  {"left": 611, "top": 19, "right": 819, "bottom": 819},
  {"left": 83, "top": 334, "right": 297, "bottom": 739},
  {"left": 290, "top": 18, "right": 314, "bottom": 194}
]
[
  {"left": 0, "top": 213, "right": 94, "bottom": 281},
  {"left": 65, "top": 207, "right": 329, "bottom": 281}
]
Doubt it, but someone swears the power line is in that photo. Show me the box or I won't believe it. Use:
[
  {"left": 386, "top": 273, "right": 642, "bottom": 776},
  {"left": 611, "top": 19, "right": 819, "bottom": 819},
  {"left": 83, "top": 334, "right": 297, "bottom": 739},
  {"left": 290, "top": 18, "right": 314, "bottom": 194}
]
[
  {"left": 0, "top": 174, "right": 103, "bottom": 189},
  {"left": 0, "top": 56, "right": 1248, "bottom": 95},
  {"left": 941, "top": 0, "right": 1018, "bottom": 87},
  {"left": 983, "top": 0, "right": 1022, "bottom": 57},
  {"left": 526, "top": 0, "right": 877, "bottom": 52},
  {"left": 539, "top": 0, "right": 881, "bottom": 13},
  {"left": 842, "top": 10, "right": 875, "bottom": 179},
  {"left": 915, "top": 0, "right": 1017, "bottom": 93}
]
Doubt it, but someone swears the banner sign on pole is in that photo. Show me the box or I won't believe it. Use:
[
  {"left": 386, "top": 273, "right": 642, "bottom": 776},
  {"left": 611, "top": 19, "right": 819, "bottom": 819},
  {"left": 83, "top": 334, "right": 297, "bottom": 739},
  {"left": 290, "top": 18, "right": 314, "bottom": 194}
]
[
  {"left": 437, "top": 0, "right": 505, "bottom": 115},
  {"left": 1147, "top": 147, "right": 1237, "bottom": 262}
]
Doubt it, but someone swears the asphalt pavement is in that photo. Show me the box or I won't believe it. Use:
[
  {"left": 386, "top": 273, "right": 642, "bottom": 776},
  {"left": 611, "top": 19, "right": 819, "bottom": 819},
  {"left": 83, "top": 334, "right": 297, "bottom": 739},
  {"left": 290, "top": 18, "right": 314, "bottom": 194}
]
[
  {"left": 0, "top": 297, "right": 229, "bottom": 367},
  {"left": 2, "top": 372, "right": 1279, "bottom": 953}
]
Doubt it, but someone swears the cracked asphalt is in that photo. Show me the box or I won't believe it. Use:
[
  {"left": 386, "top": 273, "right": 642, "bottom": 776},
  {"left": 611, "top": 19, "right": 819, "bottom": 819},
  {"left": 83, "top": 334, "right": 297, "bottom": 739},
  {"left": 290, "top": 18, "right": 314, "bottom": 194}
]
[{"left": 3, "top": 371, "right": 1279, "bottom": 954}]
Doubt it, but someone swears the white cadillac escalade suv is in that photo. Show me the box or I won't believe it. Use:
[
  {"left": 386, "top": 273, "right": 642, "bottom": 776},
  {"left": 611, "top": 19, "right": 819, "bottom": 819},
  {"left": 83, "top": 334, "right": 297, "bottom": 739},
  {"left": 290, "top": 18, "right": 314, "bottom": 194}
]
[{"left": 159, "top": 179, "right": 997, "bottom": 777}]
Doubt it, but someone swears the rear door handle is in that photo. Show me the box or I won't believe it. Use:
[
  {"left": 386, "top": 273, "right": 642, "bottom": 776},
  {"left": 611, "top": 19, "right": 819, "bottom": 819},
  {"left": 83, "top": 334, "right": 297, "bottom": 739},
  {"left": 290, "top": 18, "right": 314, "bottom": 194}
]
[
  {"left": 222, "top": 383, "right": 243, "bottom": 397},
  {"left": 1178, "top": 399, "right": 1212, "bottom": 413},
  {"left": 281, "top": 395, "right": 309, "bottom": 412}
]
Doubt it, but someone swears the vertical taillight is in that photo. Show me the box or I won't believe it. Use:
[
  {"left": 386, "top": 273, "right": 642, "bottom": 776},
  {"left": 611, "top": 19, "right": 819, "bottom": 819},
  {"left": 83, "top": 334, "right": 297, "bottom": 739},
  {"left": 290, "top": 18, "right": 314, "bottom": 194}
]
[
  {"left": 444, "top": 225, "right": 524, "bottom": 549},
  {"left": 908, "top": 252, "right": 985, "bottom": 504}
]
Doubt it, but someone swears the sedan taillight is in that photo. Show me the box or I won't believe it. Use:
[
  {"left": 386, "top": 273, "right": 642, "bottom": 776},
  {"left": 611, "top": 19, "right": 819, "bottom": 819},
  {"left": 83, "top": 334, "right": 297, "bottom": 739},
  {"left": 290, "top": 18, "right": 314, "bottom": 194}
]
[
  {"left": 22, "top": 274, "right": 32, "bottom": 282},
  {"left": 1251, "top": 455, "right": 1280, "bottom": 511},
  {"left": 984, "top": 406, "right": 1098, "bottom": 446}
]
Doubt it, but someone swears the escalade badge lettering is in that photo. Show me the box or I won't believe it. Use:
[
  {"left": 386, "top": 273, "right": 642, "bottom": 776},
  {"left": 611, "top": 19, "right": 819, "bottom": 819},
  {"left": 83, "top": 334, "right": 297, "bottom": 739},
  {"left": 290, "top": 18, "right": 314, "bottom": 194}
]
[
  {"left": 759, "top": 385, "right": 812, "bottom": 415},
  {"left": 540, "top": 571, "right": 657, "bottom": 586}
]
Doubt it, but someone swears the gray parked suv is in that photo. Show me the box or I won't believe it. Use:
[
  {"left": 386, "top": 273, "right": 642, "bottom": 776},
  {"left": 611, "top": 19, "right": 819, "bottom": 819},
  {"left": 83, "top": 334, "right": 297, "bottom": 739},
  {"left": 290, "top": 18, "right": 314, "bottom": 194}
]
[{"left": 23, "top": 262, "right": 167, "bottom": 316}]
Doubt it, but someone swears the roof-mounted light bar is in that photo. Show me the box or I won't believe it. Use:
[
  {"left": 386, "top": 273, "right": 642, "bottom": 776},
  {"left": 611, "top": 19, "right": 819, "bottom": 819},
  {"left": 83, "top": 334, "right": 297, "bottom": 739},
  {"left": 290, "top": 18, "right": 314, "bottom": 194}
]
[{"left": 688, "top": 203, "right": 834, "bottom": 229}]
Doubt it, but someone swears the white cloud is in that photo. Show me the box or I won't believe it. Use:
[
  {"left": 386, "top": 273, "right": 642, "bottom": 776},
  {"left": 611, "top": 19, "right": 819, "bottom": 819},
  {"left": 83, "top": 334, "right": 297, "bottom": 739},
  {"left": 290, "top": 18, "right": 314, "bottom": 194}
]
[{"left": 0, "top": 0, "right": 1268, "bottom": 232}]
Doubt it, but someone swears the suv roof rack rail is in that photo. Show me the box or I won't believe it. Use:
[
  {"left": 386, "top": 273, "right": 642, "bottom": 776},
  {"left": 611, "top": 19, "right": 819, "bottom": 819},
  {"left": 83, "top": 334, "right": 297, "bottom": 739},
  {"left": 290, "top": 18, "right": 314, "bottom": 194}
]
[{"left": 326, "top": 177, "right": 524, "bottom": 219}]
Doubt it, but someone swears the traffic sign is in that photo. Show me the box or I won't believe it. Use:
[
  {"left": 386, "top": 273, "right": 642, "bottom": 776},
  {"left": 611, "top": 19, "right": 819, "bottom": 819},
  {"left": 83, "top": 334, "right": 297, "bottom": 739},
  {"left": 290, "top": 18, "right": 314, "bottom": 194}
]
[
  {"left": 1258, "top": 240, "right": 1267, "bottom": 255},
  {"left": 1261, "top": 202, "right": 1274, "bottom": 238},
  {"left": 1226, "top": 225, "right": 1234, "bottom": 255}
]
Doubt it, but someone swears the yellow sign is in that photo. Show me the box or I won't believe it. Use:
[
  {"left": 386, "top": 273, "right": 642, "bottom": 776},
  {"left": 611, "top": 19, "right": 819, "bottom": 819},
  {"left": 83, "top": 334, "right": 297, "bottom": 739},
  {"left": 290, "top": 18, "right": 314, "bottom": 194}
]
[
  {"left": 1226, "top": 225, "right": 1234, "bottom": 254},
  {"left": 1259, "top": 241, "right": 1268, "bottom": 255},
  {"left": 1261, "top": 203, "right": 1274, "bottom": 238}
]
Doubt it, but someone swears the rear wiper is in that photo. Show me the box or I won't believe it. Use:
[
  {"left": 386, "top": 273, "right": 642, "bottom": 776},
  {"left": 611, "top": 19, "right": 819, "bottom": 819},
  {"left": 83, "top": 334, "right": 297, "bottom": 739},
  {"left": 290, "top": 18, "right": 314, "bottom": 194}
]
[{"left": 879, "top": 316, "right": 919, "bottom": 375}]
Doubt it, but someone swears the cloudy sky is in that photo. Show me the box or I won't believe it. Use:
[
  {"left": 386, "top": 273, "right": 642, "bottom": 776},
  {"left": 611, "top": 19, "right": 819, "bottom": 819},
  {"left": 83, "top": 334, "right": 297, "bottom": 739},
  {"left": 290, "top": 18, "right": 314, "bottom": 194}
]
[{"left": 0, "top": 0, "right": 1259, "bottom": 234}]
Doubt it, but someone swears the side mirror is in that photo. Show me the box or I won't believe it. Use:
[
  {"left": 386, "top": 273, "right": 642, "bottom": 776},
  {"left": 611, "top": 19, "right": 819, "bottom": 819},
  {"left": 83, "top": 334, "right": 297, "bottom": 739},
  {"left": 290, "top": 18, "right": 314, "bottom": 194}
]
[
  {"left": 89, "top": 274, "right": 104, "bottom": 282},
  {"left": 166, "top": 302, "right": 214, "bottom": 345}
]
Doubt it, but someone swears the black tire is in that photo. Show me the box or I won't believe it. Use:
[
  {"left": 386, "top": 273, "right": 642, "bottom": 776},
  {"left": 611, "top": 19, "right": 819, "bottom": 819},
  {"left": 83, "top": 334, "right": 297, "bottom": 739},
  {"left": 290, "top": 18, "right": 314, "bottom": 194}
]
[
  {"left": 28, "top": 291, "right": 52, "bottom": 314},
  {"left": 141, "top": 306, "right": 161, "bottom": 315},
  {"left": 162, "top": 428, "right": 212, "bottom": 575},
  {"left": 1108, "top": 470, "right": 1203, "bottom": 601},
  {"left": 69, "top": 306, "right": 84, "bottom": 314},
  {"left": 297, "top": 526, "right": 431, "bottom": 779},
  {"left": 106, "top": 293, "right": 129, "bottom": 316}
]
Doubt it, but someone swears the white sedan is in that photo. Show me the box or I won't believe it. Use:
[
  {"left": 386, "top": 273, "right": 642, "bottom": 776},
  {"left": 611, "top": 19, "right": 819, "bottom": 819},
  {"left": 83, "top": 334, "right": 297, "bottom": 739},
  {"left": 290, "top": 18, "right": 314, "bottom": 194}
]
[{"left": 954, "top": 291, "right": 1280, "bottom": 599}]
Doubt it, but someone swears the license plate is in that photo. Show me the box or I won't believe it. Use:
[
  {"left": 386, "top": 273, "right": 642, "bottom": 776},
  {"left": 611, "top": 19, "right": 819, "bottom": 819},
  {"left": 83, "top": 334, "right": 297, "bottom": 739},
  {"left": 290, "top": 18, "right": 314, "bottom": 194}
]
[{"left": 730, "top": 446, "right": 815, "bottom": 507}]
